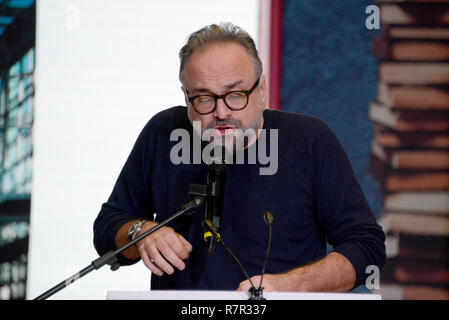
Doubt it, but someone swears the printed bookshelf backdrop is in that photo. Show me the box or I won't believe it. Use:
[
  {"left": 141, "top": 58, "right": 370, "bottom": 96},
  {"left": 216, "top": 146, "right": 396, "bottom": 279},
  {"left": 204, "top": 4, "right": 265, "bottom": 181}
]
[
  {"left": 280, "top": 0, "right": 449, "bottom": 299},
  {"left": 371, "top": 0, "right": 449, "bottom": 300},
  {"left": 0, "top": 0, "right": 36, "bottom": 300}
]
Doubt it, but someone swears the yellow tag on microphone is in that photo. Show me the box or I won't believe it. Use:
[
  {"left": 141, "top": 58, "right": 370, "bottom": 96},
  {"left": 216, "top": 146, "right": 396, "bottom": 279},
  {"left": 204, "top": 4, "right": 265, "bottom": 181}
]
[
  {"left": 204, "top": 231, "right": 221, "bottom": 242},
  {"left": 204, "top": 232, "right": 212, "bottom": 242}
]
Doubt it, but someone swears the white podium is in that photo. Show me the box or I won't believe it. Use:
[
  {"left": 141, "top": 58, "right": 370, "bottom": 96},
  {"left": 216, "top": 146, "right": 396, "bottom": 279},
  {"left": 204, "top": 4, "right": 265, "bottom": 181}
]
[{"left": 107, "top": 290, "right": 381, "bottom": 300}]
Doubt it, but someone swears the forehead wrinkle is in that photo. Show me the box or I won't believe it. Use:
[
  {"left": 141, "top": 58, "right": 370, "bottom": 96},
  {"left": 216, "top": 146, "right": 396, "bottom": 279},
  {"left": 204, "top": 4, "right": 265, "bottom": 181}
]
[
  {"left": 192, "top": 79, "right": 245, "bottom": 95},
  {"left": 188, "top": 68, "right": 250, "bottom": 95}
]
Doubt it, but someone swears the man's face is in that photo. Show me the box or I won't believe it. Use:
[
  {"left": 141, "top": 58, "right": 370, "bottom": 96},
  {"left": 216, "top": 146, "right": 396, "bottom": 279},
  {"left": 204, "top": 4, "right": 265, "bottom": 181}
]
[{"left": 181, "top": 42, "right": 267, "bottom": 150}]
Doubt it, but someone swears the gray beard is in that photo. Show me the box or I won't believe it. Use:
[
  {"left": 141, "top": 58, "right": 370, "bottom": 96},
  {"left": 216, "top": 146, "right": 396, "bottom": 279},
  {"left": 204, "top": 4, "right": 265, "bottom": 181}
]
[{"left": 205, "top": 111, "right": 263, "bottom": 151}]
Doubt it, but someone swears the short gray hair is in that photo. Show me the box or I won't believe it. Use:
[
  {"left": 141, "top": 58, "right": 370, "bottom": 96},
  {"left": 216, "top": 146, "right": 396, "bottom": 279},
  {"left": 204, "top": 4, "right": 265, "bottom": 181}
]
[{"left": 179, "top": 22, "right": 263, "bottom": 84}]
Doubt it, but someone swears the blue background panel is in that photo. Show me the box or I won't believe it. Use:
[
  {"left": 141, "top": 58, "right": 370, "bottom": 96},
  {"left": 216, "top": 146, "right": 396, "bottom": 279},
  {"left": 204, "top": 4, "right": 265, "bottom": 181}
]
[{"left": 281, "top": 0, "right": 383, "bottom": 217}]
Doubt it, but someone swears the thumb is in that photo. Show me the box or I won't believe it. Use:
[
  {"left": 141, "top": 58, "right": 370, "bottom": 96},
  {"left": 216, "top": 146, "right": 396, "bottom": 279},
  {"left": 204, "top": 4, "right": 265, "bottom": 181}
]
[{"left": 177, "top": 234, "right": 193, "bottom": 252}]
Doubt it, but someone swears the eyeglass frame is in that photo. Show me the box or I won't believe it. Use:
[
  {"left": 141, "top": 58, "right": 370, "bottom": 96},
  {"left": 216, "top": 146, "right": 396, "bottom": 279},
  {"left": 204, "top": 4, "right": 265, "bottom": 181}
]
[{"left": 186, "top": 77, "right": 261, "bottom": 115}]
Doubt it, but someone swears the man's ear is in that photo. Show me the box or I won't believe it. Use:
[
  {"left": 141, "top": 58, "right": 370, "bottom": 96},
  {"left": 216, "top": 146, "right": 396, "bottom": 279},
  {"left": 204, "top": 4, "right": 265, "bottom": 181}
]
[
  {"left": 181, "top": 86, "right": 189, "bottom": 107},
  {"left": 182, "top": 86, "right": 195, "bottom": 122},
  {"left": 258, "top": 74, "right": 268, "bottom": 109}
]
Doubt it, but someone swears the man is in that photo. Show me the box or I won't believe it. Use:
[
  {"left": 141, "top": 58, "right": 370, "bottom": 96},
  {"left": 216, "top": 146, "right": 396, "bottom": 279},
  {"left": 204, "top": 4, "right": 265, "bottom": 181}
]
[{"left": 93, "top": 22, "right": 386, "bottom": 292}]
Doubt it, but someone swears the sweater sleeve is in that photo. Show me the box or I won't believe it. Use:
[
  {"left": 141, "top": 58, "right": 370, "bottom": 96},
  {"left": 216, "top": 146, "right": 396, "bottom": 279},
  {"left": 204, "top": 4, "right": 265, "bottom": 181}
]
[
  {"left": 312, "top": 122, "right": 386, "bottom": 288},
  {"left": 93, "top": 120, "right": 156, "bottom": 266}
]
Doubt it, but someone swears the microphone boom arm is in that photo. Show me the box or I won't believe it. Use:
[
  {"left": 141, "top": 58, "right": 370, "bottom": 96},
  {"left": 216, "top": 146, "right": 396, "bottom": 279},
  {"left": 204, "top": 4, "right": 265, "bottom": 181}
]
[{"left": 34, "top": 196, "right": 204, "bottom": 300}]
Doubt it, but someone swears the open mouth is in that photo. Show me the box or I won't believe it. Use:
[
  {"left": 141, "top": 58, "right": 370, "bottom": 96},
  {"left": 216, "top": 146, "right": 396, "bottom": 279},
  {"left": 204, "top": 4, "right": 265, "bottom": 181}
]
[{"left": 214, "top": 126, "right": 235, "bottom": 135}]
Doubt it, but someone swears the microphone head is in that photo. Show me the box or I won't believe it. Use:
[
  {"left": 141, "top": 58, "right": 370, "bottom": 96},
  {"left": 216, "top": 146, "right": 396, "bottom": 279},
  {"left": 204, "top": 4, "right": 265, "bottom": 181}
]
[{"left": 264, "top": 211, "right": 274, "bottom": 225}]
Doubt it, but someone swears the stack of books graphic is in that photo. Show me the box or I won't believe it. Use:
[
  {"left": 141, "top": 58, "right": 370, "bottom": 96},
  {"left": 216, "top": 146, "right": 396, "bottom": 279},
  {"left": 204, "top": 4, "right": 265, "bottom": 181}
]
[{"left": 369, "top": 0, "right": 449, "bottom": 299}]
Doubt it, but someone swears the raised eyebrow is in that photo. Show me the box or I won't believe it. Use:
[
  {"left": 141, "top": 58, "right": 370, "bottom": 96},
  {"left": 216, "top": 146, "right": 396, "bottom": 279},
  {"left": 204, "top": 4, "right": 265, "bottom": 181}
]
[{"left": 192, "top": 80, "right": 245, "bottom": 95}]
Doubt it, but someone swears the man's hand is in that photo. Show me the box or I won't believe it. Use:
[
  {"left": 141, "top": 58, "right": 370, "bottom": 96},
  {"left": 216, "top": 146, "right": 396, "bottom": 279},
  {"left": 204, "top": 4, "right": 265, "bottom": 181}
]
[
  {"left": 237, "top": 252, "right": 356, "bottom": 292},
  {"left": 237, "top": 274, "right": 286, "bottom": 292},
  {"left": 135, "top": 221, "right": 193, "bottom": 276}
]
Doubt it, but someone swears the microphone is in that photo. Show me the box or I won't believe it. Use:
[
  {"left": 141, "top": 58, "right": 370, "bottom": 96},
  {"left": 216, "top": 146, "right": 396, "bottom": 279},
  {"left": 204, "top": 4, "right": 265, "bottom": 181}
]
[
  {"left": 203, "top": 211, "right": 275, "bottom": 300},
  {"left": 251, "top": 211, "right": 274, "bottom": 299},
  {"left": 204, "top": 161, "right": 227, "bottom": 255}
]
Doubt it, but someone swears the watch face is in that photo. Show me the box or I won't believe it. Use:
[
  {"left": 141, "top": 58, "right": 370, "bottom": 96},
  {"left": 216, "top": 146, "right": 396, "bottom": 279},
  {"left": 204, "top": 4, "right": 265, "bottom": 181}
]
[{"left": 128, "top": 220, "right": 146, "bottom": 241}]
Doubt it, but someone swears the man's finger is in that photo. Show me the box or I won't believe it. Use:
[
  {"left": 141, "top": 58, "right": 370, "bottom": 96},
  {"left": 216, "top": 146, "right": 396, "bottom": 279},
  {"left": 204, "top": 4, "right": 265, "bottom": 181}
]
[
  {"left": 165, "top": 234, "right": 191, "bottom": 260},
  {"left": 158, "top": 239, "right": 186, "bottom": 271},
  {"left": 139, "top": 245, "right": 164, "bottom": 276},
  {"left": 237, "top": 280, "right": 252, "bottom": 292},
  {"left": 147, "top": 244, "right": 175, "bottom": 275},
  {"left": 177, "top": 234, "right": 193, "bottom": 253}
]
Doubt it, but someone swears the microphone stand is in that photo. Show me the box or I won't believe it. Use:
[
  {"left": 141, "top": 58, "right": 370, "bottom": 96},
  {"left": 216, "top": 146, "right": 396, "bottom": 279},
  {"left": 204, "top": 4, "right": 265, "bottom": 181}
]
[
  {"left": 203, "top": 216, "right": 273, "bottom": 301},
  {"left": 34, "top": 196, "right": 204, "bottom": 300}
]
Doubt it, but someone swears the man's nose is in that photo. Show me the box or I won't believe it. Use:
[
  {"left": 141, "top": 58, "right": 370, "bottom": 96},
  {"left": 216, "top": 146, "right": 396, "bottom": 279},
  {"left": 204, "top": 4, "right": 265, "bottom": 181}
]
[{"left": 213, "top": 97, "right": 232, "bottom": 119}]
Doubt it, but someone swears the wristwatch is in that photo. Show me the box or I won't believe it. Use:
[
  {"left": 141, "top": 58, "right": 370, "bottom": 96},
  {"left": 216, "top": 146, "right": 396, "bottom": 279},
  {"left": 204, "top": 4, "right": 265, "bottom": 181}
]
[{"left": 127, "top": 219, "right": 147, "bottom": 242}]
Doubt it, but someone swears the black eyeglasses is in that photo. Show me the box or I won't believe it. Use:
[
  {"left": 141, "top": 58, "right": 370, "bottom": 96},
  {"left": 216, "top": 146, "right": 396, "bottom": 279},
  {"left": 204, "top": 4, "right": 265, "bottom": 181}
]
[{"left": 186, "top": 77, "right": 260, "bottom": 115}]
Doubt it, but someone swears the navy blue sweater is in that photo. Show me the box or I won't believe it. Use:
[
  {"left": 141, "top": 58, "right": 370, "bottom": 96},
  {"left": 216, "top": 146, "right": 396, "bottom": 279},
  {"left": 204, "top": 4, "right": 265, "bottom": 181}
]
[{"left": 93, "top": 106, "right": 386, "bottom": 290}]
